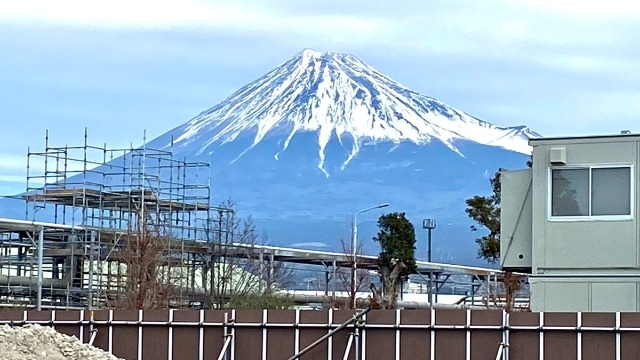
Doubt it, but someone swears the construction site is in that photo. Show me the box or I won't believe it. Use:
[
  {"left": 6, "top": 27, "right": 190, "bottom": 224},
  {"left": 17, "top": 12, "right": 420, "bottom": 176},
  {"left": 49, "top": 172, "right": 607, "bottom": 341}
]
[{"left": 0, "top": 129, "right": 524, "bottom": 311}]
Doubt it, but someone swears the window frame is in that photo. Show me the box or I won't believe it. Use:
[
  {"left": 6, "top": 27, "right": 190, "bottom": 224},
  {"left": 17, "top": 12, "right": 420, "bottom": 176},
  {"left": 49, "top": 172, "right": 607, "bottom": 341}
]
[{"left": 547, "top": 163, "right": 635, "bottom": 222}]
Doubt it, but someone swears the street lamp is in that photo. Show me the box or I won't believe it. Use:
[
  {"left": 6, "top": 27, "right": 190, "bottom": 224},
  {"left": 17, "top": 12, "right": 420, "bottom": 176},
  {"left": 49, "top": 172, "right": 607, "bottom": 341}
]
[
  {"left": 423, "top": 218, "right": 437, "bottom": 306},
  {"left": 423, "top": 219, "right": 437, "bottom": 262},
  {"left": 351, "top": 203, "right": 389, "bottom": 309}
]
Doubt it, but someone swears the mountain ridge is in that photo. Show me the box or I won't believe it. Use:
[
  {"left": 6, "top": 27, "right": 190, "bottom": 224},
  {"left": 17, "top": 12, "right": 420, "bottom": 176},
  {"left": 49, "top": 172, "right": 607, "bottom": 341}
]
[{"left": 159, "top": 49, "right": 539, "bottom": 177}]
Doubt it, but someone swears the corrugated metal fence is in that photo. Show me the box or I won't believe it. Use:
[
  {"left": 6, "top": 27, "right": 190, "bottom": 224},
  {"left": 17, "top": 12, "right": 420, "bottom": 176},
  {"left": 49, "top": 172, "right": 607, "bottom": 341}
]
[{"left": 0, "top": 309, "right": 638, "bottom": 359}]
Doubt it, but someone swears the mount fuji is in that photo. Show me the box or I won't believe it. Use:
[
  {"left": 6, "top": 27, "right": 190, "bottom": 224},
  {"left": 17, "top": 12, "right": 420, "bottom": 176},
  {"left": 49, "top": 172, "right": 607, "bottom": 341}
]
[
  {"left": 164, "top": 49, "right": 535, "bottom": 176},
  {"left": 2, "top": 49, "right": 539, "bottom": 267},
  {"left": 142, "top": 49, "right": 539, "bottom": 266}
]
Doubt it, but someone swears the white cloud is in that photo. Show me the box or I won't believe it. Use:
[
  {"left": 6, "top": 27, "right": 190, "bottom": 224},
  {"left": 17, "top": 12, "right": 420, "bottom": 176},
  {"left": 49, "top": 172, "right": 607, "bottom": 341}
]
[
  {"left": 1, "top": 0, "right": 634, "bottom": 72},
  {"left": 0, "top": 175, "right": 25, "bottom": 183},
  {"left": 0, "top": 0, "right": 245, "bottom": 29},
  {"left": 0, "top": 154, "right": 26, "bottom": 172},
  {"left": 518, "top": 0, "right": 640, "bottom": 18},
  {"left": 0, "top": 0, "right": 391, "bottom": 40}
]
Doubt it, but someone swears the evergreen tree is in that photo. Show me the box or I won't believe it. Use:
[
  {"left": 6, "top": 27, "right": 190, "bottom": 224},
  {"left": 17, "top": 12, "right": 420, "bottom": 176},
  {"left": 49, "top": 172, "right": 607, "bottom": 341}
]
[
  {"left": 465, "top": 156, "right": 532, "bottom": 264},
  {"left": 371, "top": 212, "right": 417, "bottom": 308},
  {"left": 465, "top": 169, "right": 504, "bottom": 264}
]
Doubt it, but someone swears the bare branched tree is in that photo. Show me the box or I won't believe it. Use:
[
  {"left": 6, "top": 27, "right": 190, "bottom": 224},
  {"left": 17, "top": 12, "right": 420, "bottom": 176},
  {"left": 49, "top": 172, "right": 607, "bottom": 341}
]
[
  {"left": 502, "top": 271, "right": 525, "bottom": 312},
  {"left": 107, "top": 217, "right": 178, "bottom": 310},
  {"left": 104, "top": 197, "right": 293, "bottom": 310},
  {"left": 332, "top": 238, "right": 372, "bottom": 309},
  {"left": 203, "top": 199, "right": 294, "bottom": 309}
]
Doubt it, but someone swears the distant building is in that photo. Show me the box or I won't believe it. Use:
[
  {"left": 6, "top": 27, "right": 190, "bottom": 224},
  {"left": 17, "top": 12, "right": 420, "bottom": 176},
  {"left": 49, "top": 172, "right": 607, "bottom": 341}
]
[{"left": 501, "top": 133, "right": 639, "bottom": 312}]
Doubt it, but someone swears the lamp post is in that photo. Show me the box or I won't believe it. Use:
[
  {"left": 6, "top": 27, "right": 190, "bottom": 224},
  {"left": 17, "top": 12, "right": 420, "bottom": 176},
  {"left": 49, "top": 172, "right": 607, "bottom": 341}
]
[
  {"left": 423, "top": 219, "right": 437, "bottom": 306},
  {"left": 351, "top": 203, "right": 389, "bottom": 309}
]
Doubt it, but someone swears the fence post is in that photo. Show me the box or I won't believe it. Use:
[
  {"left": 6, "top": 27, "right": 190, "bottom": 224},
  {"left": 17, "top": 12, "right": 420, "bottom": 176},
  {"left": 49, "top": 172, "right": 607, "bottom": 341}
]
[
  {"left": 79, "top": 310, "right": 84, "bottom": 343},
  {"left": 137, "top": 309, "right": 143, "bottom": 360},
  {"left": 577, "top": 312, "right": 582, "bottom": 360},
  {"left": 430, "top": 308, "right": 435, "bottom": 360},
  {"left": 360, "top": 310, "right": 367, "bottom": 360},
  {"left": 198, "top": 309, "right": 204, "bottom": 360},
  {"left": 168, "top": 309, "right": 174, "bottom": 360},
  {"left": 108, "top": 310, "right": 114, "bottom": 354},
  {"left": 328, "top": 308, "right": 334, "bottom": 360},
  {"left": 262, "top": 309, "right": 267, "bottom": 360},
  {"left": 294, "top": 309, "right": 300, "bottom": 355},
  {"left": 230, "top": 309, "right": 236, "bottom": 360},
  {"left": 539, "top": 312, "right": 544, "bottom": 360},
  {"left": 615, "top": 312, "right": 621, "bottom": 360},
  {"left": 466, "top": 309, "right": 471, "bottom": 360},
  {"left": 395, "top": 309, "right": 400, "bottom": 360},
  {"left": 504, "top": 310, "right": 510, "bottom": 360}
]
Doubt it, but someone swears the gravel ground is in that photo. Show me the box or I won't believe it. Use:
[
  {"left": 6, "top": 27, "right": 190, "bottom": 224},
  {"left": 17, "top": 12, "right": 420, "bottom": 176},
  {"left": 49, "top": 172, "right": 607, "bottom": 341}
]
[{"left": 0, "top": 324, "right": 123, "bottom": 360}]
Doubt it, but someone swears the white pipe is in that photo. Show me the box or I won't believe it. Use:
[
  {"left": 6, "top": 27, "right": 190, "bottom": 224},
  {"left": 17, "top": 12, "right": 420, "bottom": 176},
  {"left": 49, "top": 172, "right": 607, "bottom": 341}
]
[
  {"left": 88, "top": 231, "right": 95, "bottom": 309},
  {"left": 494, "top": 343, "right": 504, "bottom": 360},
  {"left": 217, "top": 335, "right": 232, "bottom": 360},
  {"left": 0, "top": 217, "right": 80, "bottom": 231},
  {"left": 89, "top": 329, "right": 98, "bottom": 346},
  {"left": 0, "top": 275, "right": 67, "bottom": 288},
  {"left": 530, "top": 274, "right": 640, "bottom": 278},
  {"left": 342, "top": 333, "right": 354, "bottom": 360},
  {"left": 36, "top": 225, "right": 44, "bottom": 311}
]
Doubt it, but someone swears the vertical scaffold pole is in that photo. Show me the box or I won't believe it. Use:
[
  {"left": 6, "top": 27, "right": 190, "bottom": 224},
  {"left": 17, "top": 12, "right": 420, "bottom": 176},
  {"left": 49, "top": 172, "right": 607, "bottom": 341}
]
[{"left": 36, "top": 225, "right": 44, "bottom": 311}]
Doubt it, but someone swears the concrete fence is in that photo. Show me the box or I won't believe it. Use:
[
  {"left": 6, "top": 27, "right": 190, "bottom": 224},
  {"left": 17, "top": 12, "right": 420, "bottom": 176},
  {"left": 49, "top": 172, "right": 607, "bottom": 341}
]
[{"left": 0, "top": 308, "right": 638, "bottom": 359}]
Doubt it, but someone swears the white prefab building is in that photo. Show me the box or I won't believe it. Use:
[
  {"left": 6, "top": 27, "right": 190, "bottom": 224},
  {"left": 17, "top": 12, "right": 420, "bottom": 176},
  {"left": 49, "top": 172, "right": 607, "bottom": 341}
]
[{"left": 501, "top": 133, "right": 640, "bottom": 312}]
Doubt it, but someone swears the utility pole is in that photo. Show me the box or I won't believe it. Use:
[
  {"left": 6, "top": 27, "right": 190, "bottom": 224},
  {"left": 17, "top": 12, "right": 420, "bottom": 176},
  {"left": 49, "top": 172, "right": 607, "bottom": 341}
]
[{"left": 423, "top": 219, "right": 436, "bottom": 307}]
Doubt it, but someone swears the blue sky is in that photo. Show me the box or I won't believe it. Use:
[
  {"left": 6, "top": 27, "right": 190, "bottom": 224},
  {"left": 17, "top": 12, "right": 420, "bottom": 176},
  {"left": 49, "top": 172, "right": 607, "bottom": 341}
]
[{"left": 1, "top": 0, "right": 639, "bottom": 195}]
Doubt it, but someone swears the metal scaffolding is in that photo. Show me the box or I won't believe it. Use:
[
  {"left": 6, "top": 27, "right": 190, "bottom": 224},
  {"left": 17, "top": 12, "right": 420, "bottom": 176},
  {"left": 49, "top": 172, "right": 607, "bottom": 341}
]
[{"left": 0, "top": 128, "right": 230, "bottom": 308}]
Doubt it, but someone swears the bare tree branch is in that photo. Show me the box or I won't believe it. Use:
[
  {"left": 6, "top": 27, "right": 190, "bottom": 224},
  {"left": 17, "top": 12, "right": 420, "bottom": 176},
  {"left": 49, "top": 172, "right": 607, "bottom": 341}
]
[{"left": 330, "top": 238, "right": 372, "bottom": 309}]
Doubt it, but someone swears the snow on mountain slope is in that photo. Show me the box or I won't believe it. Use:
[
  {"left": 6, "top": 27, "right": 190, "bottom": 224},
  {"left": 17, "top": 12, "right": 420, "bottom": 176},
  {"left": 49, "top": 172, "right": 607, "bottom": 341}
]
[{"left": 167, "top": 49, "right": 538, "bottom": 176}]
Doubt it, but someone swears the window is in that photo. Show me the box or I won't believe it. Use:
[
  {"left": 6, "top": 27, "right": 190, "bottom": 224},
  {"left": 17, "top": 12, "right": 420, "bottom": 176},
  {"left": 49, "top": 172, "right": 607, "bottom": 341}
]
[{"left": 550, "top": 165, "right": 632, "bottom": 219}]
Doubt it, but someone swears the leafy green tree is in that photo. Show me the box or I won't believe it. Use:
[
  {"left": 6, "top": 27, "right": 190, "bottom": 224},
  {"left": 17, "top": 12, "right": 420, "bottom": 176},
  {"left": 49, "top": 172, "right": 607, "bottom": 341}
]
[
  {"left": 371, "top": 212, "right": 417, "bottom": 308},
  {"left": 465, "top": 156, "right": 532, "bottom": 264},
  {"left": 465, "top": 169, "right": 504, "bottom": 264}
]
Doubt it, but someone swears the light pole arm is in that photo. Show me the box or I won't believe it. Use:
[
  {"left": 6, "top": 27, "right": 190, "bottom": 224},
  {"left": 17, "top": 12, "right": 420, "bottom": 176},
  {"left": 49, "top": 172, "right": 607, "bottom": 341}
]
[
  {"left": 350, "top": 203, "right": 389, "bottom": 309},
  {"left": 356, "top": 203, "right": 389, "bottom": 217}
]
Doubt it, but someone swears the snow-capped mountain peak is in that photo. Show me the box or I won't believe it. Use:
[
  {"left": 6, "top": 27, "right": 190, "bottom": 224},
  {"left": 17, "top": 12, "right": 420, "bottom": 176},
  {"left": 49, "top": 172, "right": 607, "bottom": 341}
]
[{"left": 169, "top": 48, "right": 539, "bottom": 176}]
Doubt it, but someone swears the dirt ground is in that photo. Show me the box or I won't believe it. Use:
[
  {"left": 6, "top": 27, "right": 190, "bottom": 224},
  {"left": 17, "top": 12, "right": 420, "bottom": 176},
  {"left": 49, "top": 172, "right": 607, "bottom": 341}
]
[{"left": 0, "top": 324, "right": 123, "bottom": 360}]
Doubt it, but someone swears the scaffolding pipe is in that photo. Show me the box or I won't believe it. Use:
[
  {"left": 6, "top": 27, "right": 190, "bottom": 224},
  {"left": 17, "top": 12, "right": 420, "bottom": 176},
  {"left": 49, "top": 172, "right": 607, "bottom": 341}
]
[
  {"left": 495, "top": 343, "right": 505, "bottom": 360},
  {"left": 342, "top": 332, "right": 354, "bottom": 360},
  {"left": 287, "top": 306, "right": 371, "bottom": 360},
  {"left": 217, "top": 335, "right": 233, "bottom": 360},
  {"left": 354, "top": 327, "right": 360, "bottom": 360},
  {"left": 222, "top": 312, "right": 230, "bottom": 360},
  {"left": 36, "top": 225, "right": 44, "bottom": 311},
  {"left": 88, "top": 329, "right": 98, "bottom": 346},
  {"left": 88, "top": 231, "right": 96, "bottom": 309}
]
